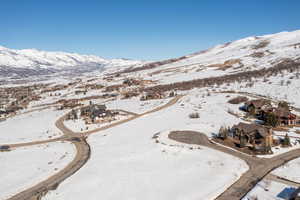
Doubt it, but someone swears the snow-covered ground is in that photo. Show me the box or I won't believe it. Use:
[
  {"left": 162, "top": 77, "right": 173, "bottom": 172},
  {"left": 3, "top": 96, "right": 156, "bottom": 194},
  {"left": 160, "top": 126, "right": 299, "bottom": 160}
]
[
  {"left": 273, "top": 157, "right": 300, "bottom": 183},
  {"left": 176, "top": 91, "right": 244, "bottom": 137},
  {"left": 225, "top": 72, "right": 300, "bottom": 108},
  {"left": 105, "top": 97, "right": 170, "bottom": 114},
  {"left": 243, "top": 179, "right": 296, "bottom": 200},
  {"left": 0, "top": 108, "right": 65, "bottom": 143},
  {"left": 44, "top": 96, "right": 248, "bottom": 200},
  {"left": 0, "top": 142, "right": 76, "bottom": 200}
]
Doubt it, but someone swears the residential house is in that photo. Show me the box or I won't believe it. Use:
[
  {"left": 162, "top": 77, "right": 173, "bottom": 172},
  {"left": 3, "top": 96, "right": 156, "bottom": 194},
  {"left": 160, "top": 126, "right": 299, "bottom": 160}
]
[
  {"left": 244, "top": 99, "right": 271, "bottom": 115},
  {"left": 80, "top": 104, "right": 110, "bottom": 123},
  {"left": 273, "top": 108, "right": 298, "bottom": 126},
  {"left": 231, "top": 122, "right": 273, "bottom": 152}
]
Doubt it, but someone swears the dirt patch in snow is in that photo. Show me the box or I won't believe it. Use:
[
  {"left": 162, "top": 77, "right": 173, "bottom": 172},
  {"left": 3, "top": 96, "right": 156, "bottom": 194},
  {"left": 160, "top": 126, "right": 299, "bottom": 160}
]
[
  {"left": 168, "top": 131, "right": 211, "bottom": 146},
  {"left": 207, "top": 59, "right": 242, "bottom": 71},
  {"left": 227, "top": 96, "right": 248, "bottom": 104},
  {"left": 249, "top": 51, "right": 265, "bottom": 58},
  {"left": 252, "top": 40, "right": 270, "bottom": 50}
]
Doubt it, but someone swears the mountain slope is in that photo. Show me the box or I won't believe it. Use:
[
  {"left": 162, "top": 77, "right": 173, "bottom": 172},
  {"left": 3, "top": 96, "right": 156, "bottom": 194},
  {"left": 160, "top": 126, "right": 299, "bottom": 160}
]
[
  {"left": 0, "top": 46, "right": 144, "bottom": 78},
  {"left": 117, "top": 30, "right": 300, "bottom": 85}
]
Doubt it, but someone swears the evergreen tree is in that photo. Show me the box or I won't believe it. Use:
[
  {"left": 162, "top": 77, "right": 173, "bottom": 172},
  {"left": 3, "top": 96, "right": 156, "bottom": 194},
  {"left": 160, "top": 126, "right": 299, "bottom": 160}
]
[
  {"left": 218, "top": 126, "right": 228, "bottom": 139},
  {"left": 265, "top": 112, "right": 279, "bottom": 127},
  {"left": 283, "top": 134, "right": 291, "bottom": 147},
  {"left": 240, "top": 134, "right": 246, "bottom": 148},
  {"left": 248, "top": 105, "right": 256, "bottom": 116}
]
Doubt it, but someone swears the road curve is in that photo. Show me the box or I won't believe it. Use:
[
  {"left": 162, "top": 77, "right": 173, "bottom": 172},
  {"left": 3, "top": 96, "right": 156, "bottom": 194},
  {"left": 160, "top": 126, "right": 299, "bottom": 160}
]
[
  {"left": 166, "top": 131, "right": 300, "bottom": 200},
  {"left": 6, "top": 95, "right": 183, "bottom": 200}
]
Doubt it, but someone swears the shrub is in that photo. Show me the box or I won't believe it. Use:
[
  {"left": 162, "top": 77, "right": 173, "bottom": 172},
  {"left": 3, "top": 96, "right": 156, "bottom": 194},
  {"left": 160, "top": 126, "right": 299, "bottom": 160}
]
[
  {"left": 282, "top": 134, "right": 291, "bottom": 147},
  {"left": 189, "top": 112, "right": 200, "bottom": 119},
  {"left": 218, "top": 126, "right": 229, "bottom": 139}
]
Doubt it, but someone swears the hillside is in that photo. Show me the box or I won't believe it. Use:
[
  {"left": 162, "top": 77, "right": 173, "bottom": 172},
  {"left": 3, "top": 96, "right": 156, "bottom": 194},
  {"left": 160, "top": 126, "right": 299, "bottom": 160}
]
[{"left": 114, "top": 30, "right": 300, "bottom": 85}]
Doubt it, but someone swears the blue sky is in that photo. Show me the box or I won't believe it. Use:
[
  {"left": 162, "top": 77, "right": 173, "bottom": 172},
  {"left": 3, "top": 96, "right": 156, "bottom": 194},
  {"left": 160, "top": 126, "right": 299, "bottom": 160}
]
[{"left": 1, "top": 0, "right": 300, "bottom": 60}]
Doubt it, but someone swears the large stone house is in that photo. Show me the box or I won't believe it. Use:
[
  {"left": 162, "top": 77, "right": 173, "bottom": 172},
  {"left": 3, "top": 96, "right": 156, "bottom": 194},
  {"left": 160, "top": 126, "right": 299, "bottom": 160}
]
[
  {"left": 231, "top": 122, "right": 273, "bottom": 152},
  {"left": 80, "top": 104, "right": 110, "bottom": 123}
]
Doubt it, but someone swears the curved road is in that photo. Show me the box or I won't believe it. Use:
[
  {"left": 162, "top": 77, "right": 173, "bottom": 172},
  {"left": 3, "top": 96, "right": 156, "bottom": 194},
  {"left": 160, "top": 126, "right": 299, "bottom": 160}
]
[
  {"left": 166, "top": 130, "right": 300, "bottom": 200},
  {"left": 6, "top": 95, "right": 183, "bottom": 200}
]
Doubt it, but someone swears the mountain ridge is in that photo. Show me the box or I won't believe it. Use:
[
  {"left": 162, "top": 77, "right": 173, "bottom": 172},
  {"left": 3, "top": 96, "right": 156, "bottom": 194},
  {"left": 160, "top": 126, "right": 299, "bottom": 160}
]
[{"left": 0, "top": 45, "right": 144, "bottom": 78}]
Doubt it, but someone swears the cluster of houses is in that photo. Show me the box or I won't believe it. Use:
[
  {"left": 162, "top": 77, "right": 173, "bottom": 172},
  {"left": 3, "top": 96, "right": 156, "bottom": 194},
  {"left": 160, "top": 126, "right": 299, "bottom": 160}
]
[
  {"left": 0, "top": 85, "right": 42, "bottom": 119},
  {"left": 218, "top": 99, "right": 299, "bottom": 154},
  {"left": 243, "top": 99, "right": 299, "bottom": 126}
]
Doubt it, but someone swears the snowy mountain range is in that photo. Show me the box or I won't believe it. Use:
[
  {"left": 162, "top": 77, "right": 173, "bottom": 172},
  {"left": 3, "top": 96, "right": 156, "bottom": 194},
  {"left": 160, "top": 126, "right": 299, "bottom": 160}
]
[
  {"left": 1, "top": 30, "right": 300, "bottom": 81},
  {"left": 0, "top": 46, "right": 144, "bottom": 78}
]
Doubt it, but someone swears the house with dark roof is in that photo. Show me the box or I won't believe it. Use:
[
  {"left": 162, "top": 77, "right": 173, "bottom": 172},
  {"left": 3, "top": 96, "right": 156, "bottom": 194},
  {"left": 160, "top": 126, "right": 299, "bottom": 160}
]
[
  {"left": 80, "top": 104, "right": 111, "bottom": 123},
  {"left": 244, "top": 99, "right": 271, "bottom": 115},
  {"left": 231, "top": 122, "right": 273, "bottom": 152}
]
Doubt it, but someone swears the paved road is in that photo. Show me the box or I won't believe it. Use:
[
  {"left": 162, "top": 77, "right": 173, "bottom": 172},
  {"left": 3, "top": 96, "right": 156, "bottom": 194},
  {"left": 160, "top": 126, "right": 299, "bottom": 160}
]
[
  {"left": 6, "top": 95, "right": 183, "bottom": 200},
  {"left": 167, "top": 131, "right": 300, "bottom": 200}
]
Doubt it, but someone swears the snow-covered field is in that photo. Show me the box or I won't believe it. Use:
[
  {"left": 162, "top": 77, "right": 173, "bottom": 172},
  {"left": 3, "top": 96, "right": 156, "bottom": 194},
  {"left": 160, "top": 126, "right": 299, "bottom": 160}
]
[
  {"left": 0, "top": 108, "right": 65, "bottom": 143},
  {"left": 177, "top": 92, "right": 244, "bottom": 136},
  {"left": 0, "top": 142, "right": 76, "bottom": 200},
  {"left": 226, "top": 72, "right": 300, "bottom": 108},
  {"left": 44, "top": 96, "right": 248, "bottom": 200}
]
